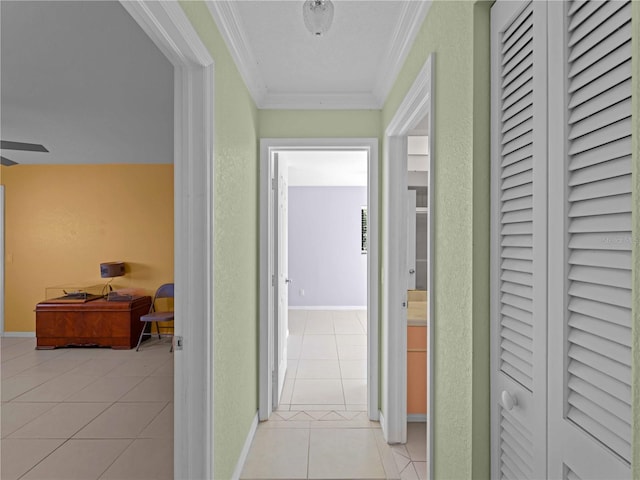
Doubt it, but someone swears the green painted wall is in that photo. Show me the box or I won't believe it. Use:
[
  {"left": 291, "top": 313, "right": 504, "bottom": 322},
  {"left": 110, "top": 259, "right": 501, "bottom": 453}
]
[
  {"left": 382, "top": 2, "right": 491, "bottom": 478},
  {"left": 632, "top": 1, "right": 639, "bottom": 478},
  {"left": 179, "top": 3, "right": 260, "bottom": 479},
  {"left": 259, "top": 109, "right": 381, "bottom": 139}
]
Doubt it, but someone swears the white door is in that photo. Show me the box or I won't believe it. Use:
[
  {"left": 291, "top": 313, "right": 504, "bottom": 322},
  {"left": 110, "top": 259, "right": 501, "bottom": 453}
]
[
  {"left": 490, "top": 1, "right": 548, "bottom": 478},
  {"left": 273, "top": 154, "right": 289, "bottom": 407},
  {"left": 547, "top": 1, "right": 633, "bottom": 478},
  {"left": 407, "top": 190, "right": 417, "bottom": 291}
]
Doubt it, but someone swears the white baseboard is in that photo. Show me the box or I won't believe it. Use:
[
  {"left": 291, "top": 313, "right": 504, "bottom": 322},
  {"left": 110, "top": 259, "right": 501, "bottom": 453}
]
[
  {"left": 407, "top": 414, "right": 427, "bottom": 423},
  {"left": 288, "top": 306, "right": 367, "bottom": 311},
  {"left": 1, "top": 332, "right": 36, "bottom": 338},
  {"left": 231, "top": 412, "right": 259, "bottom": 480},
  {"left": 379, "top": 410, "right": 387, "bottom": 442}
]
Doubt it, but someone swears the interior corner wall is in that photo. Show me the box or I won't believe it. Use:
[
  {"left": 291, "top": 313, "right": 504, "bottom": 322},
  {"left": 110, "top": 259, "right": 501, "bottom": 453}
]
[
  {"left": 2, "top": 164, "right": 173, "bottom": 333},
  {"left": 179, "top": 3, "right": 260, "bottom": 479},
  {"left": 288, "top": 186, "right": 367, "bottom": 308},
  {"left": 382, "top": 1, "right": 491, "bottom": 478}
]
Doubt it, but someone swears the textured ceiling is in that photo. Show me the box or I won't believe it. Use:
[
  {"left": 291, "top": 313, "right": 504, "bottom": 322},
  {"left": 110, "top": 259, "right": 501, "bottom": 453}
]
[{"left": 209, "top": 0, "right": 431, "bottom": 108}]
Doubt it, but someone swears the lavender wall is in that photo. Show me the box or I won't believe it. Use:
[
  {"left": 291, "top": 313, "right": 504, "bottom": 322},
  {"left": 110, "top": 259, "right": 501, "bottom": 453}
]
[{"left": 288, "top": 186, "right": 367, "bottom": 307}]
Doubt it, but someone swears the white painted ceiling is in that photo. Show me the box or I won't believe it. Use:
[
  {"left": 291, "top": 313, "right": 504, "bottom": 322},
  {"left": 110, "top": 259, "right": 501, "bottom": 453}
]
[
  {"left": 1, "top": 1, "right": 173, "bottom": 166},
  {"left": 282, "top": 150, "right": 368, "bottom": 186},
  {"left": 1, "top": 0, "right": 432, "bottom": 166},
  {"left": 208, "top": 0, "right": 431, "bottom": 109}
]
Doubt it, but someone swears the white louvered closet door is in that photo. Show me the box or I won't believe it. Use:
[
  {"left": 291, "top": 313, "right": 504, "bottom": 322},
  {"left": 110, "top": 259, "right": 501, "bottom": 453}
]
[
  {"left": 490, "top": 2, "right": 548, "bottom": 478},
  {"left": 547, "top": 1, "right": 633, "bottom": 478}
]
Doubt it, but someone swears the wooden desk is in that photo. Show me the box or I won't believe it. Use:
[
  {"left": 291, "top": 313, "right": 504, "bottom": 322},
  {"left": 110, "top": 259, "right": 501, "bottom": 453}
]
[{"left": 35, "top": 296, "right": 152, "bottom": 349}]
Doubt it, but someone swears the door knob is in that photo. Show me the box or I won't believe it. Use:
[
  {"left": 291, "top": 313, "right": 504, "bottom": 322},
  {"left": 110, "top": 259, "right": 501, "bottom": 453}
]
[
  {"left": 285, "top": 278, "right": 292, "bottom": 284},
  {"left": 501, "top": 390, "right": 517, "bottom": 411},
  {"left": 409, "top": 269, "right": 415, "bottom": 274}
]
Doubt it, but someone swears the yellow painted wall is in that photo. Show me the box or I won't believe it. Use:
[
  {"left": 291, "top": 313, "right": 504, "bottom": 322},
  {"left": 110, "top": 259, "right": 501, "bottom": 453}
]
[{"left": 2, "top": 164, "right": 173, "bottom": 333}]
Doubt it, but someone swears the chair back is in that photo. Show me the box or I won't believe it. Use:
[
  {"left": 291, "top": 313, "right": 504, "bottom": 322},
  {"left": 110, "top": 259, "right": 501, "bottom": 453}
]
[
  {"left": 154, "top": 283, "right": 174, "bottom": 300},
  {"left": 150, "top": 283, "right": 174, "bottom": 313}
]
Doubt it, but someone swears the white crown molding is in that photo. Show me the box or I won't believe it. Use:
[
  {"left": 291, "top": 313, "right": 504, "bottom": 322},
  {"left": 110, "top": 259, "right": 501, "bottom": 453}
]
[
  {"left": 260, "top": 92, "right": 382, "bottom": 110},
  {"left": 207, "top": 0, "right": 431, "bottom": 110},
  {"left": 372, "top": 0, "right": 432, "bottom": 107},
  {"left": 385, "top": 54, "right": 433, "bottom": 135},
  {"left": 206, "top": 0, "right": 268, "bottom": 105}
]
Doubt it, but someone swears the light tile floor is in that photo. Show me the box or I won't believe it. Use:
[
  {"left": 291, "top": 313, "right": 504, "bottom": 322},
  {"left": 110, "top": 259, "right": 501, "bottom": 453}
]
[
  {"left": 2, "top": 312, "right": 427, "bottom": 480},
  {"left": 241, "top": 310, "right": 428, "bottom": 480},
  {"left": 1, "top": 336, "right": 173, "bottom": 480}
]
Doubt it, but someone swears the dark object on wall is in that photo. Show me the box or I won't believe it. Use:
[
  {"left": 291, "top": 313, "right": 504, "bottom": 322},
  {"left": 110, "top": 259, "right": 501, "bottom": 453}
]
[{"left": 100, "top": 262, "right": 125, "bottom": 278}]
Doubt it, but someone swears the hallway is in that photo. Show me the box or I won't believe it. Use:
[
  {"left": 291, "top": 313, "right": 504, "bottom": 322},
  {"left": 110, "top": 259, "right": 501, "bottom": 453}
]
[{"left": 241, "top": 310, "right": 427, "bottom": 480}]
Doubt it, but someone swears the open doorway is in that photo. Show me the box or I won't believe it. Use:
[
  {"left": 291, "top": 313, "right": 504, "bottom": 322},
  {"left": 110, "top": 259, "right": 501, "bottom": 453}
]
[
  {"left": 278, "top": 150, "right": 369, "bottom": 412},
  {"left": 384, "top": 54, "right": 433, "bottom": 477},
  {"left": 259, "top": 138, "right": 379, "bottom": 422}
]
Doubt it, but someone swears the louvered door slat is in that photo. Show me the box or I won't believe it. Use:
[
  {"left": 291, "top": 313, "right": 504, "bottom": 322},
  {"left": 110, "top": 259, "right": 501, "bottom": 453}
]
[
  {"left": 568, "top": 60, "right": 631, "bottom": 109},
  {"left": 569, "top": 213, "right": 630, "bottom": 233},
  {"left": 502, "top": 144, "right": 532, "bottom": 168},
  {"left": 567, "top": 398, "right": 630, "bottom": 459},
  {"left": 492, "top": 2, "right": 543, "bottom": 477},
  {"left": 568, "top": 193, "right": 631, "bottom": 217},
  {"left": 569, "top": 79, "right": 630, "bottom": 124},
  {"left": 568, "top": 175, "right": 631, "bottom": 201},
  {"left": 501, "top": 305, "right": 533, "bottom": 329},
  {"left": 569, "top": 23, "right": 631, "bottom": 79},
  {"left": 501, "top": 325, "right": 533, "bottom": 350},
  {"left": 501, "top": 270, "right": 532, "bottom": 287},
  {"left": 568, "top": 376, "right": 630, "bottom": 421},
  {"left": 568, "top": 265, "right": 630, "bottom": 289},
  {"left": 503, "top": 92, "right": 533, "bottom": 124},
  {"left": 568, "top": 313, "right": 631, "bottom": 348},
  {"left": 568, "top": 98, "right": 631, "bottom": 139},
  {"left": 568, "top": 281, "right": 630, "bottom": 308},
  {"left": 568, "top": 156, "right": 630, "bottom": 185},
  {"left": 568, "top": 42, "right": 631, "bottom": 94},
  {"left": 567, "top": 0, "right": 604, "bottom": 31},
  {"left": 568, "top": 297, "right": 631, "bottom": 328},
  {"left": 502, "top": 105, "right": 533, "bottom": 135},
  {"left": 568, "top": 361, "right": 631, "bottom": 406},
  {"left": 564, "top": 4, "right": 632, "bottom": 463},
  {"left": 568, "top": 118, "right": 630, "bottom": 154},
  {"left": 569, "top": 136, "right": 631, "bottom": 170},
  {"left": 502, "top": 221, "right": 532, "bottom": 235},
  {"left": 567, "top": 0, "right": 628, "bottom": 48},
  {"left": 501, "top": 258, "right": 533, "bottom": 274},
  {"left": 568, "top": 329, "right": 630, "bottom": 366}
]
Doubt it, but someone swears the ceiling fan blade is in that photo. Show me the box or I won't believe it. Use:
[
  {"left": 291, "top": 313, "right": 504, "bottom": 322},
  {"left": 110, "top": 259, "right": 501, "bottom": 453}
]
[
  {"left": 1, "top": 156, "right": 18, "bottom": 166},
  {"left": 1, "top": 140, "right": 49, "bottom": 152}
]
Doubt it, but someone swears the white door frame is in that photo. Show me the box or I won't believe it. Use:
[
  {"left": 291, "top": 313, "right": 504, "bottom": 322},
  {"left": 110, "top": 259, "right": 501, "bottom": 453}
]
[
  {"left": 259, "top": 138, "right": 379, "bottom": 421},
  {"left": 384, "top": 54, "right": 434, "bottom": 470},
  {"left": 121, "top": 3, "right": 215, "bottom": 479}
]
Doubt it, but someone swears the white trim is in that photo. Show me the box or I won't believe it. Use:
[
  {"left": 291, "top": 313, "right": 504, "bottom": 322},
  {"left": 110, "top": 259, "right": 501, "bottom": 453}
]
[
  {"left": 206, "top": 1, "right": 267, "bottom": 106},
  {"left": 288, "top": 306, "right": 367, "bottom": 311},
  {"left": 121, "top": 3, "right": 215, "bottom": 479},
  {"left": 382, "top": 134, "right": 408, "bottom": 445},
  {"left": 371, "top": 1, "right": 432, "bottom": 106},
  {"left": 230, "top": 412, "right": 259, "bottom": 480},
  {"left": 379, "top": 410, "right": 387, "bottom": 440},
  {"left": 260, "top": 138, "right": 379, "bottom": 422},
  {"left": 1, "top": 332, "right": 36, "bottom": 338},
  {"left": 384, "top": 54, "right": 434, "bottom": 477},
  {"left": 385, "top": 56, "right": 433, "bottom": 137},
  {"left": 206, "top": 1, "right": 430, "bottom": 110}
]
